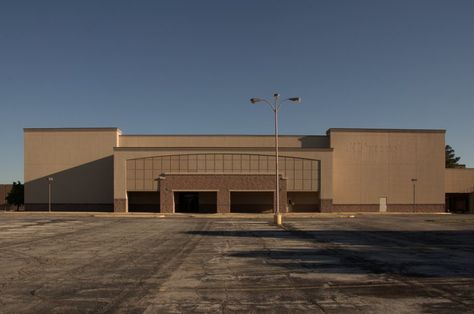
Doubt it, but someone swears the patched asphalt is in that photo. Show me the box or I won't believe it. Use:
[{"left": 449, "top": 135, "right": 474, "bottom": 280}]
[{"left": 0, "top": 213, "right": 473, "bottom": 313}]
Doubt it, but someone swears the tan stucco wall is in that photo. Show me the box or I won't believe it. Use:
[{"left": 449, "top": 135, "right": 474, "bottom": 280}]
[
  {"left": 445, "top": 168, "right": 474, "bottom": 193},
  {"left": 329, "top": 129, "right": 445, "bottom": 206},
  {"left": 24, "top": 127, "right": 451, "bottom": 212},
  {"left": 24, "top": 128, "right": 120, "bottom": 204}
]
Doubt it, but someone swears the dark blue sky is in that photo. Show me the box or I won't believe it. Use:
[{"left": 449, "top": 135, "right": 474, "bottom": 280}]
[{"left": 1, "top": 0, "right": 473, "bottom": 182}]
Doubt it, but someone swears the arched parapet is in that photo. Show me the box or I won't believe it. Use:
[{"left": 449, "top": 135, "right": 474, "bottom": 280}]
[{"left": 126, "top": 153, "right": 320, "bottom": 192}]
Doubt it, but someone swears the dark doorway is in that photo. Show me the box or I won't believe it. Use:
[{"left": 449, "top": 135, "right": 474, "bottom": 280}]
[
  {"left": 177, "top": 192, "right": 199, "bottom": 212},
  {"left": 230, "top": 191, "right": 274, "bottom": 213},
  {"left": 174, "top": 192, "right": 217, "bottom": 213},
  {"left": 128, "top": 192, "right": 160, "bottom": 212},
  {"left": 287, "top": 192, "right": 321, "bottom": 212},
  {"left": 446, "top": 193, "right": 470, "bottom": 213}
]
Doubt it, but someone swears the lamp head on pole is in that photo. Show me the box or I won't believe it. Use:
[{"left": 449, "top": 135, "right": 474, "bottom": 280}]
[
  {"left": 287, "top": 97, "right": 301, "bottom": 103},
  {"left": 250, "top": 98, "right": 262, "bottom": 104}
]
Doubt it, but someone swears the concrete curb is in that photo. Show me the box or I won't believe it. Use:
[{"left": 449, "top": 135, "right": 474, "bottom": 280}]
[{"left": 0, "top": 211, "right": 454, "bottom": 220}]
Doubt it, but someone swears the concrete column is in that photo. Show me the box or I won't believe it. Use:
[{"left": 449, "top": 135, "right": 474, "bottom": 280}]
[
  {"left": 159, "top": 181, "right": 174, "bottom": 213},
  {"left": 217, "top": 189, "right": 230, "bottom": 213},
  {"left": 114, "top": 198, "right": 127, "bottom": 213},
  {"left": 320, "top": 199, "right": 333, "bottom": 212},
  {"left": 470, "top": 192, "right": 474, "bottom": 213}
]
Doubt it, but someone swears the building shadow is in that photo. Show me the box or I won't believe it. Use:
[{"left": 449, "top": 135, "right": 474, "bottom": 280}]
[
  {"left": 25, "top": 156, "right": 114, "bottom": 211},
  {"left": 297, "top": 135, "right": 330, "bottom": 148},
  {"left": 185, "top": 229, "right": 474, "bottom": 278}
]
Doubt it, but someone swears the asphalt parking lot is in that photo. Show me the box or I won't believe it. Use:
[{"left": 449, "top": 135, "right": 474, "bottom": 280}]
[{"left": 0, "top": 213, "right": 473, "bottom": 313}]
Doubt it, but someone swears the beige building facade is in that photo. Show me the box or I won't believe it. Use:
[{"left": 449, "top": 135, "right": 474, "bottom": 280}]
[{"left": 24, "top": 128, "right": 474, "bottom": 213}]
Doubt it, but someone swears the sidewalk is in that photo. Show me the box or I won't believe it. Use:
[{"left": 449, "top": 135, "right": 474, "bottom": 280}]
[{"left": 0, "top": 210, "right": 453, "bottom": 219}]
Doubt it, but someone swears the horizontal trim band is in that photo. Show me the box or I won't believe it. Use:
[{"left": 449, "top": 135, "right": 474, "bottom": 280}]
[{"left": 115, "top": 147, "right": 332, "bottom": 152}]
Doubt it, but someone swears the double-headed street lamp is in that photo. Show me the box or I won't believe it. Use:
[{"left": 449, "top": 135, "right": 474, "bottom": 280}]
[{"left": 250, "top": 93, "right": 301, "bottom": 225}]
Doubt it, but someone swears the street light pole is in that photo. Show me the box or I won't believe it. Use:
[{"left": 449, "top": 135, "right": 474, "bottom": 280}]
[
  {"left": 48, "top": 177, "right": 54, "bottom": 213},
  {"left": 274, "top": 95, "right": 280, "bottom": 224},
  {"left": 250, "top": 93, "right": 301, "bottom": 225},
  {"left": 411, "top": 178, "right": 417, "bottom": 212}
]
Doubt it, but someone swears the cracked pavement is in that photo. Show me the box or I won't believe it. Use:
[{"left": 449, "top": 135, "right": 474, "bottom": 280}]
[{"left": 0, "top": 214, "right": 473, "bottom": 313}]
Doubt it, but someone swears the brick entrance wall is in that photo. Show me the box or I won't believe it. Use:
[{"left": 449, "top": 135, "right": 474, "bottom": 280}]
[
  {"left": 0, "top": 184, "right": 13, "bottom": 211},
  {"left": 159, "top": 174, "right": 287, "bottom": 214}
]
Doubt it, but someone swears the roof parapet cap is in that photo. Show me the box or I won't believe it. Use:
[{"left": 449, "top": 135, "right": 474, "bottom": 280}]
[
  {"left": 24, "top": 127, "right": 121, "bottom": 133},
  {"left": 326, "top": 128, "right": 446, "bottom": 135}
]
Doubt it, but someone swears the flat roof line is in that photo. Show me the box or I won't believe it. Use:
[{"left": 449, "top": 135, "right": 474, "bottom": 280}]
[
  {"left": 120, "top": 134, "right": 328, "bottom": 137},
  {"left": 327, "top": 128, "right": 446, "bottom": 134},
  {"left": 24, "top": 128, "right": 121, "bottom": 132},
  {"left": 23, "top": 127, "right": 446, "bottom": 135}
]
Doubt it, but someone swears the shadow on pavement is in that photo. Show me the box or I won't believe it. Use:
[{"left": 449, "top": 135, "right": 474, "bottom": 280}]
[{"left": 185, "top": 229, "right": 474, "bottom": 278}]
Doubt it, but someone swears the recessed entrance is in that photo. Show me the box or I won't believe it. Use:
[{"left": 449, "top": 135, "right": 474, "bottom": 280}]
[
  {"left": 174, "top": 192, "right": 217, "bottom": 213},
  {"left": 230, "top": 191, "right": 274, "bottom": 213},
  {"left": 287, "top": 192, "right": 320, "bottom": 212},
  {"left": 128, "top": 192, "right": 160, "bottom": 212},
  {"left": 446, "top": 193, "right": 470, "bottom": 213}
]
